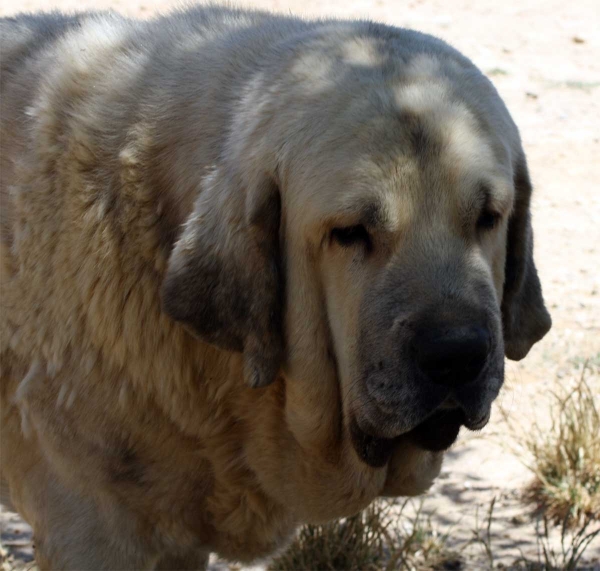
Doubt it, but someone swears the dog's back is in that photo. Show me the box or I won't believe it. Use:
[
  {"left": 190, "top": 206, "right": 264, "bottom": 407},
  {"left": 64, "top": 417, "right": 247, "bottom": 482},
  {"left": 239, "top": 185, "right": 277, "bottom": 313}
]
[{"left": 0, "top": 12, "right": 85, "bottom": 74}]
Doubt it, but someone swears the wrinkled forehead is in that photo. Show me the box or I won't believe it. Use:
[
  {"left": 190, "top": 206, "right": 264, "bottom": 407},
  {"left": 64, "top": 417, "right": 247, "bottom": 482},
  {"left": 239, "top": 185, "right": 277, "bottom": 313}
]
[{"left": 295, "top": 72, "right": 515, "bottom": 230}]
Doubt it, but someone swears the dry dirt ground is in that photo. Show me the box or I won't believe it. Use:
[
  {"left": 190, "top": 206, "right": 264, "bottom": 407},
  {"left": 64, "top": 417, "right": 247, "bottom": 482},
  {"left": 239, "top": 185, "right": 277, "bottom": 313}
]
[{"left": 1, "top": 0, "right": 599, "bottom": 569}]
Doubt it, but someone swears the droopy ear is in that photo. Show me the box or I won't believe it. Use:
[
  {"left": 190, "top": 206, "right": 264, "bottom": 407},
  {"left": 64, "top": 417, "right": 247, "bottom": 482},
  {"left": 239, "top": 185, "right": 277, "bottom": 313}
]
[
  {"left": 501, "top": 150, "right": 551, "bottom": 360},
  {"left": 161, "top": 167, "right": 283, "bottom": 388}
]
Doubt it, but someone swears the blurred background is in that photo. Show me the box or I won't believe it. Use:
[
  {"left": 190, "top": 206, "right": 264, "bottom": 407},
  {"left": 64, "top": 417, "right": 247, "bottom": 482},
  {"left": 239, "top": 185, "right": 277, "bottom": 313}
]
[{"left": 1, "top": 0, "right": 598, "bottom": 569}]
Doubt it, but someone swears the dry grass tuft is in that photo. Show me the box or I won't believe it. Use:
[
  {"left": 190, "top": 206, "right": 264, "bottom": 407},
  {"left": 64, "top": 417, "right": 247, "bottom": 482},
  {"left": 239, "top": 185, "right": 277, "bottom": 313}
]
[
  {"left": 522, "top": 358, "right": 600, "bottom": 527},
  {"left": 269, "top": 499, "right": 462, "bottom": 571},
  {"left": 528, "top": 514, "right": 600, "bottom": 570},
  {"left": 268, "top": 502, "right": 390, "bottom": 571}
]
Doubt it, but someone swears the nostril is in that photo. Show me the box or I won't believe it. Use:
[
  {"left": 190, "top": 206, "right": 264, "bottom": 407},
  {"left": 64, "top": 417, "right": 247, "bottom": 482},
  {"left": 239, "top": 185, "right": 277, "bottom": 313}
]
[{"left": 415, "top": 325, "right": 491, "bottom": 387}]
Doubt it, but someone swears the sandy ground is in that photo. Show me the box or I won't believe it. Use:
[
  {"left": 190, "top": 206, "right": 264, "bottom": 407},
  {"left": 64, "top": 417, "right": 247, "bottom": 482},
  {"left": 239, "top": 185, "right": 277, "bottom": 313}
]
[{"left": 1, "top": 0, "right": 599, "bottom": 568}]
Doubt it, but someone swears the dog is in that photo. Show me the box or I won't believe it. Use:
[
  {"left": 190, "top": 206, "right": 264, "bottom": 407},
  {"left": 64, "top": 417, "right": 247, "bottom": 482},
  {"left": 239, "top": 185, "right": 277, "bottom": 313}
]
[{"left": 0, "top": 6, "right": 551, "bottom": 569}]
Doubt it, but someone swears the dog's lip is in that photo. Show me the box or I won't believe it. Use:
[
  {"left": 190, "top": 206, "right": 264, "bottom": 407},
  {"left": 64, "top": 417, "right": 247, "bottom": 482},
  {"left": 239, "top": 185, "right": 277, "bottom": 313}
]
[
  {"left": 462, "top": 408, "right": 491, "bottom": 430},
  {"left": 350, "top": 408, "right": 462, "bottom": 463},
  {"left": 349, "top": 416, "right": 398, "bottom": 468},
  {"left": 350, "top": 400, "right": 492, "bottom": 463},
  {"left": 404, "top": 407, "right": 464, "bottom": 452},
  {"left": 441, "top": 394, "right": 492, "bottom": 431},
  {"left": 438, "top": 395, "right": 491, "bottom": 429}
]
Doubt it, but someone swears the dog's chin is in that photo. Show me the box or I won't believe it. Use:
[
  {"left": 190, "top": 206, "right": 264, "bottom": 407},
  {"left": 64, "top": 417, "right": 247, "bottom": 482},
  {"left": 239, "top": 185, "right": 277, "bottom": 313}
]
[{"left": 350, "top": 406, "right": 491, "bottom": 467}]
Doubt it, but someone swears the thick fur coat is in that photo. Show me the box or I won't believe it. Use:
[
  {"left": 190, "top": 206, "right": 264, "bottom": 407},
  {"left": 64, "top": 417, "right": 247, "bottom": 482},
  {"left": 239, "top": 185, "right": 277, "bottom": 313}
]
[{"left": 0, "top": 6, "right": 551, "bottom": 569}]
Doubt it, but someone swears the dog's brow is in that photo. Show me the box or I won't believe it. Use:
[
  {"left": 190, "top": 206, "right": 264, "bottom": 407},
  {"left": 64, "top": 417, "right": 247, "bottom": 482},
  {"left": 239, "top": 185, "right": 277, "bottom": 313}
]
[
  {"left": 480, "top": 183, "right": 493, "bottom": 209},
  {"left": 360, "top": 201, "right": 387, "bottom": 228},
  {"left": 479, "top": 181, "right": 511, "bottom": 214},
  {"left": 333, "top": 198, "right": 387, "bottom": 228}
]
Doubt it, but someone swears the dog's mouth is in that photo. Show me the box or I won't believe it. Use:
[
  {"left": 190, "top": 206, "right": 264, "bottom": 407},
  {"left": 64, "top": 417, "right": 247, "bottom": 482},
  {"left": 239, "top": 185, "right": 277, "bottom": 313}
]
[
  {"left": 406, "top": 408, "right": 465, "bottom": 452},
  {"left": 350, "top": 406, "right": 491, "bottom": 468}
]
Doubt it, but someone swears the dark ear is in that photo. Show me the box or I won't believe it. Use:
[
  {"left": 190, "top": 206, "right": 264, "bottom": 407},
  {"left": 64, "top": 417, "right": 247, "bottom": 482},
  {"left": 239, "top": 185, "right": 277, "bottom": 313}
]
[
  {"left": 161, "top": 167, "right": 283, "bottom": 388},
  {"left": 501, "top": 151, "right": 551, "bottom": 360}
]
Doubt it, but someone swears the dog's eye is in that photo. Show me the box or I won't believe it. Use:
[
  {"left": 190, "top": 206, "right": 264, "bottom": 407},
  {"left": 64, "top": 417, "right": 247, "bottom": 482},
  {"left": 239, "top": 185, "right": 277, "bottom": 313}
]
[
  {"left": 331, "top": 224, "right": 372, "bottom": 250},
  {"left": 477, "top": 211, "right": 501, "bottom": 231}
]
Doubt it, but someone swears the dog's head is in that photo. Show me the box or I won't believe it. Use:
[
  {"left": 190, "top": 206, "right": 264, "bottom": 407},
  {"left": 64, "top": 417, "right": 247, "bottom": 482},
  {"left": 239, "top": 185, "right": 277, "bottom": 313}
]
[{"left": 162, "top": 27, "right": 551, "bottom": 485}]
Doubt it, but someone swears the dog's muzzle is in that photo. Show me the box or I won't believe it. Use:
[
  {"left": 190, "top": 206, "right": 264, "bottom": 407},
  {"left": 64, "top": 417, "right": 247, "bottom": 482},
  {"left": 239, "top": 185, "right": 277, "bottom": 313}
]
[{"left": 351, "top": 318, "right": 501, "bottom": 467}]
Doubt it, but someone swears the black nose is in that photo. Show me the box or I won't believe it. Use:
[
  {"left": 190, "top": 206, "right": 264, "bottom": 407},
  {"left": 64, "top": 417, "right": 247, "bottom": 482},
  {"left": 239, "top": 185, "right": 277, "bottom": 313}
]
[{"left": 414, "top": 325, "right": 491, "bottom": 387}]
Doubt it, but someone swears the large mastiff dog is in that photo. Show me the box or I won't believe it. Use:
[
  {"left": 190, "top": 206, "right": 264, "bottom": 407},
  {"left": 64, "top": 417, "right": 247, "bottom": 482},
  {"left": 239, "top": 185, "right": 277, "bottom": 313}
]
[{"left": 0, "top": 6, "right": 551, "bottom": 569}]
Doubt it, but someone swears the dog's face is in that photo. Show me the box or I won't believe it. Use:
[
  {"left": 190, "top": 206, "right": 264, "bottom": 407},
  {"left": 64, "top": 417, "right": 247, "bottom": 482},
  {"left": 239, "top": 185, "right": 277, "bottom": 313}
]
[
  {"left": 162, "top": 35, "right": 551, "bottom": 482},
  {"left": 293, "top": 98, "right": 512, "bottom": 465}
]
